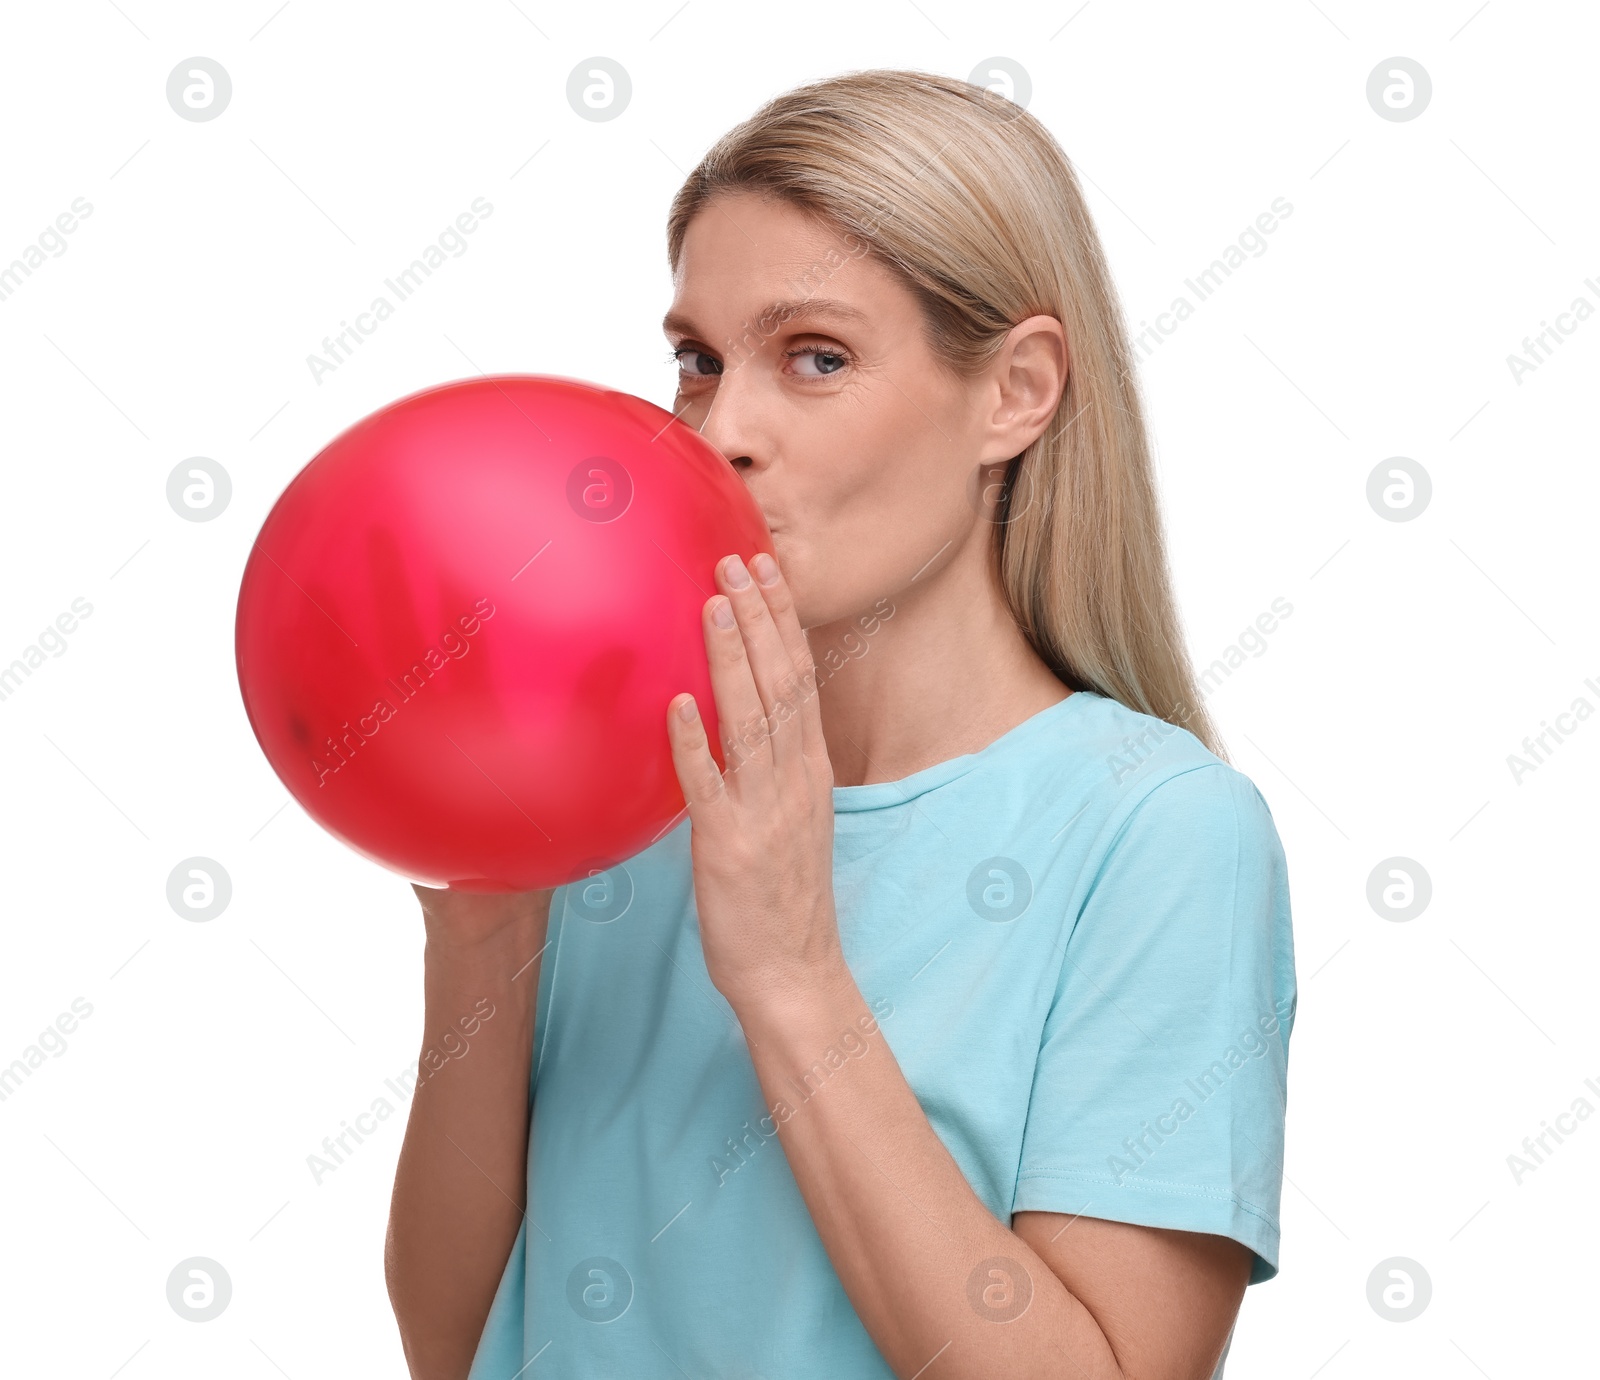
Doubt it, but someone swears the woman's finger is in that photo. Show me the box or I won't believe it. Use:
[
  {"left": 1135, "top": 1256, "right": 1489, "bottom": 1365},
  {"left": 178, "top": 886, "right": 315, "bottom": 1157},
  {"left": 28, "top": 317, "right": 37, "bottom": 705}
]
[
  {"left": 701, "top": 582, "right": 779, "bottom": 806},
  {"left": 716, "top": 553, "right": 805, "bottom": 780},
  {"left": 666, "top": 692, "right": 732, "bottom": 824},
  {"left": 747, "top": 551, "right": 826, "bottom": 769}
]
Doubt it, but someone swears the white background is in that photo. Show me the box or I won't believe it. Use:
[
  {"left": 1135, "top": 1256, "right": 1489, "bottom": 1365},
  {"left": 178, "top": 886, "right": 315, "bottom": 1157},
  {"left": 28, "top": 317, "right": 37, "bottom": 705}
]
[{"left": 1, "top": 1, "right": 1595, "bottom": 1376}]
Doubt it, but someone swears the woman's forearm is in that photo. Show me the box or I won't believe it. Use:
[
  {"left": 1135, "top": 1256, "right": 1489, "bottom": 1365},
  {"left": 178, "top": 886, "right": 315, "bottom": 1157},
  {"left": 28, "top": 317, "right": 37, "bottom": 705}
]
[
  {"left": 735, "top": 960, "right": 1125, "bottom": 1380},
  {"left": 385, "top": 898, "right": 552, "bottom": 1380}
]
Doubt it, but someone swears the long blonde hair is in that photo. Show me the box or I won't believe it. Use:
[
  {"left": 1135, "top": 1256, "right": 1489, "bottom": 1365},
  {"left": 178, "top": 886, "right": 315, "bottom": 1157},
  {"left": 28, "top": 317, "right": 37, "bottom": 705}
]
[{"left": 665, "top": 68, "right": 1226, "bottom": 759}]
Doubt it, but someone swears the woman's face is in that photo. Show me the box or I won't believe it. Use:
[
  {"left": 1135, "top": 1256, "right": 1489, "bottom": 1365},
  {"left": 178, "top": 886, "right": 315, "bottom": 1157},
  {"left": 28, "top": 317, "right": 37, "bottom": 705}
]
[{"left": 663, "top": 190, "right": 1056, "bottom": 632}]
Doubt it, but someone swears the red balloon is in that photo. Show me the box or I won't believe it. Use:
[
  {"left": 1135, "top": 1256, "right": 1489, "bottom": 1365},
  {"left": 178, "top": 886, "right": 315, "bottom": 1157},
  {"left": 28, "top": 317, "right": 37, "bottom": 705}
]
[{"left": 235, "top": 374, "right": 772, "bottom": 892}]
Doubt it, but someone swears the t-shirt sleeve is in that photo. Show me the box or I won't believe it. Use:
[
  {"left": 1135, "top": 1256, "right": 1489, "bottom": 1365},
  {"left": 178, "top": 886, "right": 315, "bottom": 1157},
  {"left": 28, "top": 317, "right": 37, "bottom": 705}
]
[{"left": 1010, "top": 762, "right": 1297, "bottom": 1283}]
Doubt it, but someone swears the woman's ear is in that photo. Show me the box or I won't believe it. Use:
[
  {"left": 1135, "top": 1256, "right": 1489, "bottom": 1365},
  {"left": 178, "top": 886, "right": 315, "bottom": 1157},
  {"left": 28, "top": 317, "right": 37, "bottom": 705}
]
[{"left": 984, "top": 315, "right": 1069, "bottom": 461}]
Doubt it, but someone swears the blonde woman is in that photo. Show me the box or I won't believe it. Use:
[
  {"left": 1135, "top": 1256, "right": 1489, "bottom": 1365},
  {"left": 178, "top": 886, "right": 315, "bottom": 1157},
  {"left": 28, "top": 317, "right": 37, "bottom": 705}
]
[{"left": 387, "top": 68, "right": 1297, "bottom": 1380}]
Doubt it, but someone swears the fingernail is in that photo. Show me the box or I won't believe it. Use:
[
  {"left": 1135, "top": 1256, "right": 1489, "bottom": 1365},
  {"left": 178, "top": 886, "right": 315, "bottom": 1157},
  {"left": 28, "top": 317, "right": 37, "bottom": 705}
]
[
  {"left": 751, "top": 552, "right": 779, "bottom": 586},
  {"left": 712, "top": 597, "right": 736, "bottom": 628},
  {"left": 677, "top": 696, "right": 698, "bottom": 721},
  {"left": 724, "top": 554, "right": 751, "bottom": 589}
]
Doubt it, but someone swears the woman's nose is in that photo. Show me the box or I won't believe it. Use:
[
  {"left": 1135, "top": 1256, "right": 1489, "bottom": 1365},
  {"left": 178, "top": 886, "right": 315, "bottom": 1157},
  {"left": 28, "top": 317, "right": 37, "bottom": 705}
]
[{"left": 697, "top": 379, "right": 761, "bottom": 472}]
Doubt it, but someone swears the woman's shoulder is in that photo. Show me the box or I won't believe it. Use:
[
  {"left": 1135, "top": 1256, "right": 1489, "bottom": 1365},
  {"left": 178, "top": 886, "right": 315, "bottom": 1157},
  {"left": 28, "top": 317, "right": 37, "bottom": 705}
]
[
  {"left": 1051, "top": 695, "right": 1294, "bottom": 966},
  {"left": 1048, "top": 690, "right": 1280, "bottom": 847}
]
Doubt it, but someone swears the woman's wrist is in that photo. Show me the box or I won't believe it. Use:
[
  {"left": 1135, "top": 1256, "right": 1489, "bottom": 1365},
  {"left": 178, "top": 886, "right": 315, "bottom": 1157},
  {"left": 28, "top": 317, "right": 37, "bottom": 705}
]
[
  {"left": 415, "top": 885, "right": 554, "bottom": 963},
  {"left": 424, "top": 912, "right": 548, "bottom": 972},
  {"left": 731, "top": 950, "right": 860, "bottom": 1045}
]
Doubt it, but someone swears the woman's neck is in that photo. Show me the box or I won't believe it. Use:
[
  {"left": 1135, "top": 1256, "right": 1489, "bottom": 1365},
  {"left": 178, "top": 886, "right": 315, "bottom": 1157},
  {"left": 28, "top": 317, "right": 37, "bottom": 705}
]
[{"left": 808, "top": 532, "right": 1071, "bottom": 790}]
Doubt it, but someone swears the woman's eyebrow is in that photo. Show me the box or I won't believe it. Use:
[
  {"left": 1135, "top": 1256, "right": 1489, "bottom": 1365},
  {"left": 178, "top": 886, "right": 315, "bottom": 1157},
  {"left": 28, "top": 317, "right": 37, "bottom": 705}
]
[{"left": 662, "top": 297, "right": 870, "bottom": 338}]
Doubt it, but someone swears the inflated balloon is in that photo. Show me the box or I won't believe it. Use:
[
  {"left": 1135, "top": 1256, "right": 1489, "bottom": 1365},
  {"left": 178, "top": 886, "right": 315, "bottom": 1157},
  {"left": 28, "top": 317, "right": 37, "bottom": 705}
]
[{"left": 235, "top": 374, "right": 773, "bottom": 892}]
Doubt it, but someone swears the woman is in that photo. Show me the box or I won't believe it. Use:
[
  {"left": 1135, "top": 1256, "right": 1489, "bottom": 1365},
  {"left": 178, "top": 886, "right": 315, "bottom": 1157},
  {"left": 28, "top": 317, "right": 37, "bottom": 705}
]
[{"left": 386, "top": 68, "right": 1296, "bottom": 1380}]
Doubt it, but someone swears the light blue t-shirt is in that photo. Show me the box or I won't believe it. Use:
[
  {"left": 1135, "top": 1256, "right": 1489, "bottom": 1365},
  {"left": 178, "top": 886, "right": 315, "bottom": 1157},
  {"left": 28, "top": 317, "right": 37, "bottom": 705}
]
[{"left": 468, "top": 689, "right": 1296, "bottom": 1379}]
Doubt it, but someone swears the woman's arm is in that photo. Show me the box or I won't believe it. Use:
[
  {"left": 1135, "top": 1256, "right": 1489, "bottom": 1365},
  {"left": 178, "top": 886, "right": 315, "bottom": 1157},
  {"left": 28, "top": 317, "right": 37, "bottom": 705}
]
[
  {"left": 385, "top": 888, "right": 553, "bottom": 1380},
  {"left": 666, "top": 555, "right": 1250, "bottom": 1374},
  {"left": 736, "top": 965, "right": 1248, "bottom": 1380}
]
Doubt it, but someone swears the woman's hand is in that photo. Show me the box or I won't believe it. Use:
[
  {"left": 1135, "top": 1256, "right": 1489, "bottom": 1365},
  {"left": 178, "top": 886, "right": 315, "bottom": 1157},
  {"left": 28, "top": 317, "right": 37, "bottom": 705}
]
[{"left": 667, "top": 551, "right": 847, "bottom": 1018}]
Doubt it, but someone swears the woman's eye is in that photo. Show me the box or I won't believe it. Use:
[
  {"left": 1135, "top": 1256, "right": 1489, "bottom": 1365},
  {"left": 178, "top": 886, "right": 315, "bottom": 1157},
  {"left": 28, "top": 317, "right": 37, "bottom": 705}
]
[
  {"left": 674, "top": 349, "right": 722, "bottom": 378},
  {"left": 789, "top": 348, "right": 848, "bottom": 376}
]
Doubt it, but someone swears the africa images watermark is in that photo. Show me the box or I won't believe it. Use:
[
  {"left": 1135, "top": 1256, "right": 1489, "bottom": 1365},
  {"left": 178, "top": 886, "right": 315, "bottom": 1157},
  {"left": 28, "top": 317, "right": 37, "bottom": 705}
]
[
  {"left": 1106, "top": 994, "right": 1295, "bottom": 1187},
  {"left": 1131, "top": 197, "right": 1296, "bottom": 362},
  {"left": 1504, "top": 674, "right": 1600, "bottom": 784},
  {"left": 306, "top": 996, "right": 495, "bottom": 1184},
  {"left": 0, "top": 596, "right": 94, "bottom": 704},
  {"left": 711, "top": 995, "right": 896, "bottom": 1188},
  {"left": 310, "top": 597, "right": 496, "bottom": 786},
  {"left": 719, "top": 596, "right": 896, "bottom": 776},
  {"left": 0, "top": 997, "right": 95, "bottom": 1105},
  {"left": 305, "top": 196, "right": 495, "bottom": 385},
  {"left": 0, "top": 196, "right": 95, "bottom": 306},
  {"left": 1505, "top": 274, "right": 1600, "bottom": 384},
  {"left": 1505, "top": 1072, "right": 1600, "bottom": 1186},
  {"left": 1105, "top": 596, "right": 1295, "bottom": 783}
]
